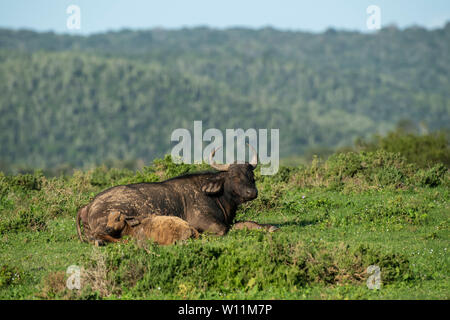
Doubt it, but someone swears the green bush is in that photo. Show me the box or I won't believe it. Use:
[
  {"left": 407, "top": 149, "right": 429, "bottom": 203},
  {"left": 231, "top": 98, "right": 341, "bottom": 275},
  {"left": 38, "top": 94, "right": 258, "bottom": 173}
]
[
  {"left": 79, "top": 237, "right": 413, "bottom": 298},
  {"left": 293, "top": 150, "right": 448, "bottom": 190},
  {"left": 90, "top": 166, "right": 134, "bottom": 187},
  {"left": 358, "top": 129, "right": 450, "bottom": 168},
  {"left": 415, "top": 164, "right": 448, "bottom": 187},
  {"left": 0, "top": 172, "right": 8, "bottom": 197},
  {"left": 269, "top": 166, "right": 300, "bottom": 183},
  {"left": 0, "top": 264, "right": 22, "bottom": 288},
  {"left": 152, "top": 155, "right": 211, "bottom": 179},
  {"left": 5, "top": 171, "right": 44, "bottom": 191},
  {"left": 360, "top": 196, "right": 429, "bottom": 224}
]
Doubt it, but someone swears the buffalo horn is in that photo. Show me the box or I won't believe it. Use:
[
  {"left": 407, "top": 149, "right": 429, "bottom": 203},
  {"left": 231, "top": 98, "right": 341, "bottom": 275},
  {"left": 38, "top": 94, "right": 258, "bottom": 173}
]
[
  {"left": 247, "top": 143, "right": 258, "bottom": 168},
  {"left": 209, "top": 147, "right": 231, "bottom": 171}
]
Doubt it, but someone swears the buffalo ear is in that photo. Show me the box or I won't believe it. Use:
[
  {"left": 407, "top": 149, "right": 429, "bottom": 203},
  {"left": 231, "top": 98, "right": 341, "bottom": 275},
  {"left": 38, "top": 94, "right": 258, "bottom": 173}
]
[
  {"left": 124, "top": 216, "right": 140, "bottom": 227},
  {"left": 201, "top": 178, "right": 224, "bottom": 195}
]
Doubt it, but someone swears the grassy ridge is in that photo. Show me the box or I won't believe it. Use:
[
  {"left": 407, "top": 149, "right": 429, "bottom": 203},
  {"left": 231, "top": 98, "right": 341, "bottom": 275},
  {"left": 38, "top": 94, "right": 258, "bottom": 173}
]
[{"left": 0, "top": 151, "right": 448, "bottom": 299}]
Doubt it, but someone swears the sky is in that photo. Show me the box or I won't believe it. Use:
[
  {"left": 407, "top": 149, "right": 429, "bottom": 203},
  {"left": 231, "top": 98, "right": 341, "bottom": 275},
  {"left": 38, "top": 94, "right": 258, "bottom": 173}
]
[{"left": 0, "top": 0, "right": 449, "bottom": 34}]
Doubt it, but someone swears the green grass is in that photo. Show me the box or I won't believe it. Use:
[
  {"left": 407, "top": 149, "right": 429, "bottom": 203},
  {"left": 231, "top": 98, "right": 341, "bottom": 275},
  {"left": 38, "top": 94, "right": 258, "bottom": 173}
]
[{"left": 0, "top": 152, "right": 449, "bottom": 299}]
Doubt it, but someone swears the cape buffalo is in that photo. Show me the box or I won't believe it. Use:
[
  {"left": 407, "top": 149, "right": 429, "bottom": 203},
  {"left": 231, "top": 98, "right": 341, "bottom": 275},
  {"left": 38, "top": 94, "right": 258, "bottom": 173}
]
[{"left": 76, "top": 147, "right": 276, "bottom": 244}]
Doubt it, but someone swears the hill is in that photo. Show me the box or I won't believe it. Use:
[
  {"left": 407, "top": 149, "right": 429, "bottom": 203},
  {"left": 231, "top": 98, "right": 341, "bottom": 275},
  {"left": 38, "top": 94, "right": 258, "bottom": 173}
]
[{"left": 0, "top": 25, "right": 449, "bottom": 171}]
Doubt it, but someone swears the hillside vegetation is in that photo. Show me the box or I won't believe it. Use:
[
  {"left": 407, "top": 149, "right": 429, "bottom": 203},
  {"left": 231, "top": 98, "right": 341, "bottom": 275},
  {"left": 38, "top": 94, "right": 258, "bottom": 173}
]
[
  {"left": 1, "top": 25, "right": 449, "bottom": 171},
  {"left": 0, "top": 149, "right": 448, "bottom": 299}
]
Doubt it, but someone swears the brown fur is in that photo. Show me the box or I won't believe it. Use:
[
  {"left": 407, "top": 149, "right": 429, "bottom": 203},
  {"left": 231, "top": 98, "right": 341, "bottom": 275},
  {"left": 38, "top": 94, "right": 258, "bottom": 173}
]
[
  {"left": 76, "top": 162, "right": 278, "bottom": 244},
  {"left": 77, "top": 205, "right": 120, "bottom": 245},
  {"left": 106, "top": 211, "right": 199, "bottom": 245},
  {"left": 76, "top": 206, "right": 89, "bottom": 242}
]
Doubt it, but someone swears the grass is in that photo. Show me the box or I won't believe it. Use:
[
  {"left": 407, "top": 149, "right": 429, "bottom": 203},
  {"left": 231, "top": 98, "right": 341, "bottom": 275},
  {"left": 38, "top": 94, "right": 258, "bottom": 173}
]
[{"left": 0, "top": 152, "right": 449, "bottom": 299}]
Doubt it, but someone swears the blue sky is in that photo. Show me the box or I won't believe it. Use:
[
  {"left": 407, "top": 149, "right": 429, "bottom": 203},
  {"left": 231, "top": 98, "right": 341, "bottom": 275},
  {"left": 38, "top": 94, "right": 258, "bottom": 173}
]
[{"left": 0, "top": 0, "right": 449, "bottom": 34}]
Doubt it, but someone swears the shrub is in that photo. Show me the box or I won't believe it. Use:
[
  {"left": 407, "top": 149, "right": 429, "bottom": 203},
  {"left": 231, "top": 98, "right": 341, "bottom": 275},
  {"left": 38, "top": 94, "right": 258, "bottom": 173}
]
[
  {"left": 269, "top": 166, "right": 300, "bottom": 183},
  {"left": 90, "top": 166, "right": 134, "bottom": 187},
  {"left": 5, "top": 171, "right": 44, "bottom": 191},
  {"left": 0, "top": 264, "right": 22, "bottom": 288},
  {"left": 357, "top": 129, "right": 450, "bottom": 168},
  {"left": 0, "top": 172, "right": 8, "bottom": 196},
  {"left": 78, "top": 237, "right": 413, "bottom": 298},
  {"left": 293, "top": 150, "right": 448, "bottom": 190},
  {"left": 38, "top": 271, "right": 68, "bottom": 299},
  {"left": 414, "top": 164, "right": 448, "bottom": 187},
  {"left": 152, "top": 155, "right": 211, "bottom": 179}
]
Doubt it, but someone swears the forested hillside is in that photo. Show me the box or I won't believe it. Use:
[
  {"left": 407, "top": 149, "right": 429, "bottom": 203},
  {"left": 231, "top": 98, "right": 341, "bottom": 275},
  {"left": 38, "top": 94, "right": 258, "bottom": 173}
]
[{"left": 1, "top": 24, "right": 449, "bottom": 171}]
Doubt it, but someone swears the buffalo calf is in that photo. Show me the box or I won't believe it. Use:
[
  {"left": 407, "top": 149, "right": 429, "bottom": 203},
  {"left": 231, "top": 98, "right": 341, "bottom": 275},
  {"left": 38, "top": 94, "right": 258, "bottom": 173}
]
[{"left": 105, "top": 211, "right": 199, "bottom": 245}]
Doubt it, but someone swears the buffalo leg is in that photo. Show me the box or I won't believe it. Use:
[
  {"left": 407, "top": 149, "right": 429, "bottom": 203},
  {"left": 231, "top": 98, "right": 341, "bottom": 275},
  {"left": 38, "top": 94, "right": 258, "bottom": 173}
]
[
  {"left": 194, "top": 219, "right": 228, "bottom": 236},
  {"left": 96, "top": 233, "right": 121, "bottom": 243},
  {"left": 90, "top": 229, "right": 122, "bottom": 246}
]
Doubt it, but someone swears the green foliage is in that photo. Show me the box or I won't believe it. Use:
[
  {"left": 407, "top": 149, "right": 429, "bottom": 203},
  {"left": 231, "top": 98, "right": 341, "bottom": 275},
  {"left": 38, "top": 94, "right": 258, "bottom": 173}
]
[
  {"left": 0, "top": 26, "right": 449, "bottom": 171},
  {"left": 293, "top": 150, "right": 448, "bottom": 191},
  {"left": 90, "top": 166, "right": 134, "bottom": 187},
  {"left": 151, "top": 155, "right": 211, "bottom": 179},
  {"left": 414, "top": 164, "right": 448, "bottom": 187},
  {"left": 0, "top": 172, "right": 8, "bottom": 197},
  {"left": 0, "top": 153, "right": 448, "bottom": 299},
  {"left": 3, "top": 171, "right": 44, "bottom": 191},
  {"left": 269, "top": 166, "right": 300, "bottom": 183},
  {"left": 358, "top": 128, "right": 450, "bottom": 168},
  {"left": 0, "top": 264, "right": 22, "bottom": 288},
  {"left": 352, "top": 195, "right": 431, "bottom": 225},
  {"left": 79, "top": 238, "right": 412, "bottom": 298}
]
